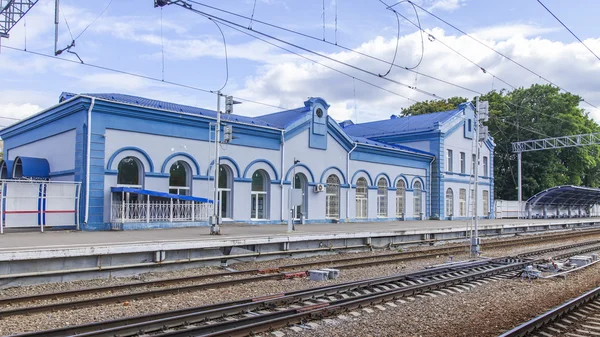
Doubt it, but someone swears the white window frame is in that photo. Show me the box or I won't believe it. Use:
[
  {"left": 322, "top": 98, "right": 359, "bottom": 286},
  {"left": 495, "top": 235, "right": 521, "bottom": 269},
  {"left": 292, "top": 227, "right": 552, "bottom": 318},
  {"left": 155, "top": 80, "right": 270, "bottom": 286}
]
[
  {"left": 413, "top": 181, "right": 422, "bottom": 216},
  {"left": 447, "top": 149, "right": 453, "bottom": 172},
  {"left": 396, "top": 180, "right": 406, "bottom": 217},
  {"left": 445, "top": 188, "right": 453, "bottom": 217},
  {"left": 483, "top": 190, "right": 489, "bottom": 217},
  {"left": 483, "top": 156, "right": 488, "bottom": 177},
  {"left": 325, "top": 175, "right": 340, "bottom": 219},
  {"left": 459, "top": 188, "right": 466, "bottom": 217},
  {"left": 355, "top": 178, "right": 368, "bottom": 219},
  {"left": 460, "top": 152, "right": 466, "bottom": 174},
  {"left": 377, "top": 178, "right": 388, "bottom": 218}
]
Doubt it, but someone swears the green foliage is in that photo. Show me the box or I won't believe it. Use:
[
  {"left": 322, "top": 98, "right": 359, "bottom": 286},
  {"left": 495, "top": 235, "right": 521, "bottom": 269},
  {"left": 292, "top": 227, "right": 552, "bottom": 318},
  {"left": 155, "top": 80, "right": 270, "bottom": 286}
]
[{"left": 400, "top": 84, "right": 600, "bottom": 200}]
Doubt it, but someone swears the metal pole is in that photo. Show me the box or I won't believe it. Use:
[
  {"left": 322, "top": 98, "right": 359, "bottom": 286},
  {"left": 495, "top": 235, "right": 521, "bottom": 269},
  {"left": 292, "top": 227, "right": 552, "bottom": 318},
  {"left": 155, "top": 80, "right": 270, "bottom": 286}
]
[
  {"left": 288, "top": 158, "right": 296, "bottom": 232},
  {"left": 211, "top": 91, "right": 221, "bottom": 235},
  {"left": 471, "top": 97, "right": 481, "bottom": 256},
  {"left": 517, "top": 152, "right": 522, "bottom": 219},
  {"left": 54, "top": 0, "right": 60, "bottom": 55}
]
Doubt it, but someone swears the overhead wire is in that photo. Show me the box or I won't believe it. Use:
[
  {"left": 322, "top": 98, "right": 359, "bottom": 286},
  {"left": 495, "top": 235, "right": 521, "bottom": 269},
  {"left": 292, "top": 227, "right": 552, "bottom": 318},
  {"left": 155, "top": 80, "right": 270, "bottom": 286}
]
[
  {"left": 183, "top": 0, "right": 442, "bottom": 99},
  {"left": 186, "top": 11, "right": 418, "bottom": 102},
  {"left": 184, "top": 0, "right": 477, "bottom": 94},
  {"left": 377, "top": 4, "right": 401, "bottom": 77},
  {"left": 0, "top": 45, "right": 285, "bottom": 110},
  {"left": 248, "top": 0, "right": 257, "bottom": 29},
  {"left": 536, "top": 0, "right": 600, "bottom": 63},
  {"left": 380, "top": 0, "right": 424, "bottom": 70},
  {"left": 206, "top": 17, "right": 229, "bottom": 92},
  {"left": 406, "top": 0, "right": 599, "bottom": 110},
  {"left": 73, "top": 0, "right": 113, "bottom": 41}
]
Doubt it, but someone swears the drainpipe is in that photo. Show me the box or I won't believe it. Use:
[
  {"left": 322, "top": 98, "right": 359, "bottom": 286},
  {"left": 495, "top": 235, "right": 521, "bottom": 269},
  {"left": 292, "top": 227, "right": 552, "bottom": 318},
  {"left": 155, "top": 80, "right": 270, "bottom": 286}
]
[
  {"left": 83, "top": 97, "right": 96, "bottom": 229},
  {"left": 346, "top": 143, "right": 358, "bottom": 220},
  {"left": 428, "top": 155, "right": 435, "bottom": 220},
  {"left": 280, "top": 130, "right": 285, "bottom": 222}
]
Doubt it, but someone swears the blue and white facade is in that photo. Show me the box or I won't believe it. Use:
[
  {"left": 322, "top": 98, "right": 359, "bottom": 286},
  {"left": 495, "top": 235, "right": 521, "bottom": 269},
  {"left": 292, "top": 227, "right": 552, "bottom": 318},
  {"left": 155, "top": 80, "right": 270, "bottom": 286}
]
[
  {"left": 341, "top": 102, "right": 495, "bottom": 220},
  {"left": 0, "top": 93, "right": 493, "bottom": 231}
]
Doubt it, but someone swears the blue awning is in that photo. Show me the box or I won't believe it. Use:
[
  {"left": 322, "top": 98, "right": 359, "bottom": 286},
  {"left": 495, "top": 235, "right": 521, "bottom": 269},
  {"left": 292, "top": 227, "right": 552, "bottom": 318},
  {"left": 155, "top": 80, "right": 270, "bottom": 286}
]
[
  {"left": 111, "top": 187, "right": 213, "bottom": 203},
  {"left": 12, "top": 156, "right": 50, "bottom": 179},
  {"left": 0, "top": 160, "right": 13, "bottom": 179},
  {"left": 526, "top": 185, "right": 600, "bottom": 208}
]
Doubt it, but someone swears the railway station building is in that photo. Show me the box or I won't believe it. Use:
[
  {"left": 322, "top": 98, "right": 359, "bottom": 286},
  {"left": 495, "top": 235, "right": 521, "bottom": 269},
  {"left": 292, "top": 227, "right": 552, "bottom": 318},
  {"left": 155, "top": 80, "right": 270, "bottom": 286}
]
[{"left": 0, "top": 92, "right": 493, "bottom": 231}]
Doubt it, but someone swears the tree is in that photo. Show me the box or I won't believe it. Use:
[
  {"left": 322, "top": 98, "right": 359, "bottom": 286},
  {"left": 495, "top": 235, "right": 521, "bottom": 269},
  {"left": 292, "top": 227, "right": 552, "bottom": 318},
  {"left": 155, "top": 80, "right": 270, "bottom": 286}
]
[{"left": 399, "top": 84, "right": 600, "bottom": 201}]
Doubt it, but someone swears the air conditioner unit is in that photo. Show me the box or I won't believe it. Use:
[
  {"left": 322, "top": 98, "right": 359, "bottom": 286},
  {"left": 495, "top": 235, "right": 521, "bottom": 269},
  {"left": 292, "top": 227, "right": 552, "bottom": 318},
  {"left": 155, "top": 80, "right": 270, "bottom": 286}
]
[{"left": 314, "top": 184, "right": 325, "bottom": 192}]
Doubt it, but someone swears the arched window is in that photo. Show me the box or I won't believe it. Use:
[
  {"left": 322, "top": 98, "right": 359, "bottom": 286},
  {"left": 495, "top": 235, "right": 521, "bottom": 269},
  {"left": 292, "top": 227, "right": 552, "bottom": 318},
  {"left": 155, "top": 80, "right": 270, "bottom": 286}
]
[
  {"left": 377, "top": 178, "right": 388, "bottom": 217},
  {"left": 117, "top": 156, "right": 143, "bottom": 187},
  {"left": 414, "top": 181, "right": 423, "bottom": 217},
  {"left": 218, "top": 164, "right": 233, "bottom": 219},
  {"left": 446, "top": 188, "right": 454, "bottom": 217},
  {"left": 355, "top": 178, "right": 368, "bottom": 218},
  {"left": 459, "top": 188, "right": 467, "bottom": 217},
  {"left": 169, "top": 161, "right": 191, "bottom": 195},
  {"left": 396, "top": 179, "right": 406, "bottom": 217},
  {"left": 251, "top": 170, "right": 269, "bottom": 219},
  {"left": 326, "top": 175, "right": 340, "bottom": 219},
  {"left": 483, "top": 190, "right": 489, "bottom": 218}
]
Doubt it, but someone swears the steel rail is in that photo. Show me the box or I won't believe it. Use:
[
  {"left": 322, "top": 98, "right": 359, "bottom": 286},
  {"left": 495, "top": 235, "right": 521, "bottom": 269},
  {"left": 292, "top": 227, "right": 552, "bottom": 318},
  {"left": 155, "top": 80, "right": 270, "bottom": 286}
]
[
  {"left": 2, "top": 237, "right": 600, "bottom": 320},
  {"left": 498, "top": 286, "right": 600, "bottom": 337},
  {"left": 12, "top": 259, "right": 505, "bottom": 337},
  {"left": 12, "top": 242, "right": 600, "bottom": 337},
  {"left": 2, "top": 227, "right": 597, "bottom": 308}
]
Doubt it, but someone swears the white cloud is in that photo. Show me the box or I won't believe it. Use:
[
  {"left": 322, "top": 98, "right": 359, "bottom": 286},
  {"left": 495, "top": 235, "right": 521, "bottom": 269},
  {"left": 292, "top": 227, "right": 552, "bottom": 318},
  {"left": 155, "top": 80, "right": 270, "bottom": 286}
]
[
  {"left": 232, "top": 25, "right": 600, "bottom": 122},
  {"left": 428, "top": 0, "right": 466, "bottom": 12},
  {"left": 471, "top": 24, "right": 559, "bottom": 40}
]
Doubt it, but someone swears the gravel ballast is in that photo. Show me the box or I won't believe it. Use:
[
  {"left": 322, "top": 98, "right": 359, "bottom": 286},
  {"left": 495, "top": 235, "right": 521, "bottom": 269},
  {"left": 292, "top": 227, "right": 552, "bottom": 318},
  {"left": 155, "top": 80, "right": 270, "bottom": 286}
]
[{"left": 0, "top": 233, "right": 600, "bottom": 335}]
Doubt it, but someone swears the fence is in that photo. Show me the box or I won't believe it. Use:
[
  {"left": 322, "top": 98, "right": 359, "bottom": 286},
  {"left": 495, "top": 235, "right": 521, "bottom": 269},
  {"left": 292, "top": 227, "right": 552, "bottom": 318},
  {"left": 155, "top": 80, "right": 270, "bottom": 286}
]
[
  {"left": 110, "top": 187, "right": 213, "bottom": 224},
  {"left": 0, "top": 180, "right": 81, "bottom": 233}
]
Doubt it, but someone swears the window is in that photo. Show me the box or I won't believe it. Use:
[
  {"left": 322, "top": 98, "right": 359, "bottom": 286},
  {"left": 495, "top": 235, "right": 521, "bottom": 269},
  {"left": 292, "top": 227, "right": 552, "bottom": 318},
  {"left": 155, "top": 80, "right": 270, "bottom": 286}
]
[
  {"left": 472, "top": 154, "right": 477, "bottom": 176},
  {"left": 447, "top": 149, "right": 453, "bottom": 172},
  {"left": 218, "top": 165, "right": 233, "bottom": 219},
  {"left": 169, "top": 161, "right": 191, "bottom": 195},
  {"left": 459, "top": 189, "right": 466, "bottom": 217},
  {"left": 483, "top": 156, "right": 488, "bottom": 176},
  {"left": 355, "top": 178, "right": 368, "bottom": 218},
  {"left": 413, "top": 181, "right": 422, "bottom": 216},
  {"left": 326, "top": 175, "right": 340, "bottom": 219},
  {"left": 483, "top": 190, "right": 489, "bottom": 217},
  {"left": 445, "top": 188, "right": 454, "bottom": 217},
  {"left": 251, "top": 170, "right": 269, "bottom": 219},
  {"left": 468, "top": 119, "right": 472, "bottom": 132},
  {"left": 377, "top": 178, "right": 388, "bottom": 217},
  {"left": 460, "top": 152, "right": 466, "bottom": 174},
  {"left": 396, "top": 179, "right": 406, "bottom": 217},
  {"left": 117, "top": 156, "right": 143, "bottom": 187}
]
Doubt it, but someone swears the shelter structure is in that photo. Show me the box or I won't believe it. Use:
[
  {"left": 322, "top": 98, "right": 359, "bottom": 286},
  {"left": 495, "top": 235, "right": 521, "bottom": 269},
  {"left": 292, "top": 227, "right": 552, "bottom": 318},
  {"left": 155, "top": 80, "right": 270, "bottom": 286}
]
[
  {"left": 0, "top": 92, "right": 493, "bottom": 231},
  {"left": 526, "top": 185, "right": 600, "bottom": 219}
]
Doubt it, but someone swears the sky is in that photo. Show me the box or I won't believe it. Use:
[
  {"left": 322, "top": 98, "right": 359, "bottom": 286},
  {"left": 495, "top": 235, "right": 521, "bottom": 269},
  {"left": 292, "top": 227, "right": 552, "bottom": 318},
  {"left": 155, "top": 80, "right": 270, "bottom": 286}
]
[{"left": 1, "top": 0, "right": 600, "bottom": 128}]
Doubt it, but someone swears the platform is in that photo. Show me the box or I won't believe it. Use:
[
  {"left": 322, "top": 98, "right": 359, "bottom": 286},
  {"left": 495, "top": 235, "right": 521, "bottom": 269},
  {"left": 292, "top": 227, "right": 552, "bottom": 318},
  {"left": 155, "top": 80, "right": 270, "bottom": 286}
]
[{"left": 0, "top": 218, "right": 598, "bottom": 287}]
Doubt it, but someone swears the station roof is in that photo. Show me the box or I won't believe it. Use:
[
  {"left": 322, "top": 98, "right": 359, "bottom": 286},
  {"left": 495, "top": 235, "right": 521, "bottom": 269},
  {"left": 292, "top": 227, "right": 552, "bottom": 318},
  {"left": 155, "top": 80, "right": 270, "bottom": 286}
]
[{"left": 526, "top": 185, "right": 600, "bottom": 208}]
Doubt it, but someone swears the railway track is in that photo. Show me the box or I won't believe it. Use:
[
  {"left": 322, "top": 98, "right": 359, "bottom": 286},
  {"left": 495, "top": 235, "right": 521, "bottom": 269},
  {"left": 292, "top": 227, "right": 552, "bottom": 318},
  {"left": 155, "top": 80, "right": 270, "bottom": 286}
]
[
  {"left": 2, "top": 233, "right": 600, "bottom": 319},
  {"left": 500, "top": 286, "right": 600, "bottom": 337},
  {"left": 11, "top": 241, "right": 600, "bottom": 337}
]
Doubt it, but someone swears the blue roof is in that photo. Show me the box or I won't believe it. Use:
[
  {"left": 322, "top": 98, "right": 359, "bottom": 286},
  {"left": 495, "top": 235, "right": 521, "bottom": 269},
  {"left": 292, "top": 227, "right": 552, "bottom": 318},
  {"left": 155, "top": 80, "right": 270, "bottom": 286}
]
[
  {"left": 350, "top": 136, "right": 434, "bottom": 157},
  {"left": 13, "top": 156, "right": 50, "bottom": 179},
  {"left": 60, "top": 92, "right": 279, "bottom": 128},
  {"left": 111, "top": 187, "right": 213, "bottom": 203},
  {"left": 341, "top": 109, "right": 460, "bottom": 138},
  {"left": 255, "top": 106, "right": 310, "bottom": 128}
]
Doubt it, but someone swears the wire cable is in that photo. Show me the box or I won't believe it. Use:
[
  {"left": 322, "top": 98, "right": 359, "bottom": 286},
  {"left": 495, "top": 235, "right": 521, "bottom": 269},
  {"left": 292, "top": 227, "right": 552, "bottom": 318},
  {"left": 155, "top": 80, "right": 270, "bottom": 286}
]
[
  {"left": 182, "top": 1, "right": 442, "bottom": 99},
  {"left": 74, "top": 0, "right": 113, "bottom": 41},
  {"left": 380, "top": 0, "right": 424, "bottom": 71},
  {"left": 536, "top": 0, "right": 600, "bottom": 63},
  {"left": 192, "top": 13, "right": 418, "bottom": 102},
  {"left": 207, "top": 17, "right": 229, "bottom": 92},
  {"left": 378, "top": 5, "right": 401, "bottom": 77},
  {"left": 248, "top": 0, "right": 257, "bottom": 29},
  {"left": 0, "top": 45, "right": 285, "bottom": 110},
  {"left": 185, "top": 0, "right": 476, "bottom": 94},
  {"left": 407, "top": 0, "right": 599, "bottom": 110}
]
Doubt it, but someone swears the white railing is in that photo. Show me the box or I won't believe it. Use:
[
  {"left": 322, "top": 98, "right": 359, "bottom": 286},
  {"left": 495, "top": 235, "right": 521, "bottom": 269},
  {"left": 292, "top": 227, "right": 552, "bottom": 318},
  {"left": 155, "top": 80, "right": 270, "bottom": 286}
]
[{"left": 111, "top": 200, "right": 213, "bottom": 223}]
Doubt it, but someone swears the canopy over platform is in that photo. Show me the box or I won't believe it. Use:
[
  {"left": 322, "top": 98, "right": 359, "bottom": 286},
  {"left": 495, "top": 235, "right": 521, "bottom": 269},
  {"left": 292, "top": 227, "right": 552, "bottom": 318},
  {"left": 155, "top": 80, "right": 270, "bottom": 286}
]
[
  {"left": 526, "top": 185, "right": 600, "bottom": 208},
  {"left": 110, "top": 187, "right": 213, "bottom": 203}
]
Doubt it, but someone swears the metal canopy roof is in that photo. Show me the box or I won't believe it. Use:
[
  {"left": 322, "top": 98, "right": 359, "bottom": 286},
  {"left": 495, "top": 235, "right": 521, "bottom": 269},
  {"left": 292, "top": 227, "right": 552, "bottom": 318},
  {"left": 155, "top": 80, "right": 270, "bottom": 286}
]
[{"left": 526, "top": 185, "right": 600, "bottom": 208}]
